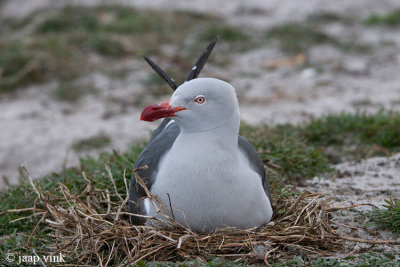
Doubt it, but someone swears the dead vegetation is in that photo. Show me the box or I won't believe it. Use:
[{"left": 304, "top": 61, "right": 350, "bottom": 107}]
[{"left": 10, "top": 166, "right": 398, "bottom": 266}]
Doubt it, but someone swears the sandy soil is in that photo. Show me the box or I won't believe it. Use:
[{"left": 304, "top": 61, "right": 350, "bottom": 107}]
[
  {"left": 304, "top": 153, "right": 400, "bottom": 208},
  {"left": 0, "top": 0, "right": 399, "bottom": 261},
  {"left": 1, "top": 0, "right": 400, "bottom": 206},
  {"left": 298, "top": 154, "right": 400, "bottom": 254}
]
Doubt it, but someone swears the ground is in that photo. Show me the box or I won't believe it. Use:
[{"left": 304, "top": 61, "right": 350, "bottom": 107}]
[
  {"left": 0, "top": 0, "right": 399, "bottom": 264},
  {"left": 1, "top": 0, "right": 400, "bottom": 188},
  {"left": 299, "top": 154, "right": 400, "bottom": 257}
]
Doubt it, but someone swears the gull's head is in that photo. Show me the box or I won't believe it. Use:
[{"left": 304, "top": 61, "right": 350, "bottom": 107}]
[{"left": 140, "top": 78, "right": 240, "bottom": 133}]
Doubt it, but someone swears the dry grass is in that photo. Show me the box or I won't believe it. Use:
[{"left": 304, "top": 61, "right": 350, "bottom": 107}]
[{"left": 18, "top": 166, "right": 400, "bottom": 266}]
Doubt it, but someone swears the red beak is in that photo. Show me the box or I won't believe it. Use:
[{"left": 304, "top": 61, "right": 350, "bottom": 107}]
[{"left": 140, "top": 100, "right": 186, "bottom": 122}]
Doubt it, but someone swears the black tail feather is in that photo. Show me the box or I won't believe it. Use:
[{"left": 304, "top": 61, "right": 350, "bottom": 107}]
[
  {"left": 142, "top": 37, "right": 218, "bottom": 90},
  {"left": 185, "top": 36, "right": 218, "bottom": 82},
  {"left": 143, "top": 56, "right": 178, "bottom": 90}
]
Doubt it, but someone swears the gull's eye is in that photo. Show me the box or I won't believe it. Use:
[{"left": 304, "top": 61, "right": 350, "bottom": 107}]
[{"left": 194, "top": 95, "right": 206, "bottom": 104}]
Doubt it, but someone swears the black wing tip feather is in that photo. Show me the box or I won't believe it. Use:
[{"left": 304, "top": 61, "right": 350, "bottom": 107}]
[
  {"left": 143, "top": 56, "right": 178, "bottom": 90},
  {"left": 142, "top": 36, "right": 218, "bottom": 90},
  {"left": 185, "top": 36, "right": 219, "bottom": 82}
]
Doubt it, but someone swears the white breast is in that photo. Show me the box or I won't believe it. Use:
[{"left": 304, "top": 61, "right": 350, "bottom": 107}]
[{"left": 146, "top": 136, "right": 273, "bottom": 232}]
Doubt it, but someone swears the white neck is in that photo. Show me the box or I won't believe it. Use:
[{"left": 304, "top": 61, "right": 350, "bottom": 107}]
[{"left": 176, "top": 119, "right": 239, "bottom": 160}]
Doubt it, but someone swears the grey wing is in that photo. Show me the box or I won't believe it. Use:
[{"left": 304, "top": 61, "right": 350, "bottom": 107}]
[
  {"left": 129, "top": 118, "right": 180, "bottom": 225},
  {"left": 238, "top": 136, "right": 272, "bottom": 203}
]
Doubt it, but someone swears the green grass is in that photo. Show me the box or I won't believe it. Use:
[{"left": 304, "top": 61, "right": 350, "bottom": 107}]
[
  {"left": 301, "top": 110, "right": 400, "bottom": 162},
  {"left": 134, "top": 258, "right": 248, "bottom": 267},
  {"left": 266, "top": 21, "right": 369, "bottom": 55},
  {"left": 274, "top": 252, "right": 400, "bottom": 267},
  {"left": 307, "top": 12, "right": 352, "bottom": 24},
  {"left": 0, "top": 144, "right": 142, "bottom": 264},
  {"left": 71, "top": 132, "right": 112, "bottom": 151},
  {"left": 241, "top": 110, "right": 400, "bottom": 179},
  {"left": 0, "top": 145, "right": 144, "bottom": 236},
  {"left": 0, "top": 5, "right": 246, "bottom": 96},
  {"left": 364, "top": 8, "right": 400, "bottom": 26},
  {"left": 33, "top": 5, "right": 167, "bottom": 36},
  {"left": 365, "top": 198, "right": 400, "bottom": 234},
  {"left": 0, "top": 42, "right": 47, "bottom": 92},
  {"left": 1, "top": 111, "right": 400, "bottom": 265},
  {"left": 198, "top": 25, "right": 254, "bottom": 59},
  {"left": 88, "top": 35, "right": 128, "bottom": 57},
  {"left": 199, "top": 25, "right": 249, "bottom": 44},
  {"left": 142, "top": 72, "right": 176, "bottom": 98},
  {"left": 240, "top": 123, "right": 332, "bottom": 181},
  {"left": 35, "top": 7, "right": 98, "bottom": 33},
  {"left": 123, "top": 253, "right": 400, "bottom": 266},
  {"left": 54, "top": 80, "right": 97, "bottom": 102},
  {"left": 266, "top": 22, "right": 336, "bottom": 54}
]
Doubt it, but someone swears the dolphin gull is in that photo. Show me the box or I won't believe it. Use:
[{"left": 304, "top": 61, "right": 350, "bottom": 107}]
[{"left": 129, "top": 40, "right": 273, "bottom": 232}]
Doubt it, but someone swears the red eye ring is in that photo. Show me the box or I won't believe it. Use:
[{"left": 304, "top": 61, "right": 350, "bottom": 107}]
[{"left": 194, "top": 96, "right": 206, "bottom": 104}]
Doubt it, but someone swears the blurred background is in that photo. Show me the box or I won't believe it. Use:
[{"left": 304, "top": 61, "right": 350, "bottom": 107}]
[{"left": 1, "top": 0, "right": 400, "bottom": 188}]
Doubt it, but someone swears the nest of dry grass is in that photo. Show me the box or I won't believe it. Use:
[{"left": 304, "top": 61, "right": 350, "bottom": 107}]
[{"left": 22, "top": 166, "right": 399, "bottom": 266}]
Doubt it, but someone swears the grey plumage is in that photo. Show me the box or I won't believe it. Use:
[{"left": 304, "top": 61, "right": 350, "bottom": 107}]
[
  {"left": 129, "top": 38, "right": 272, "bottom": 226},
  {"left": 129, "top": 119, "right": 272, "bottom": 225},
  {"left": 130, "top": 38, "right": 221, "bottom": 225},
  {"left": 129, "top": 119, "right": 177, "bottom": 225}
]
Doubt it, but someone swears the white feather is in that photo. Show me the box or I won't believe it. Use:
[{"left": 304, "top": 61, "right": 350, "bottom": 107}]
[{"left": 145, "top": 78, "right": 273, "bottom": 232}]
